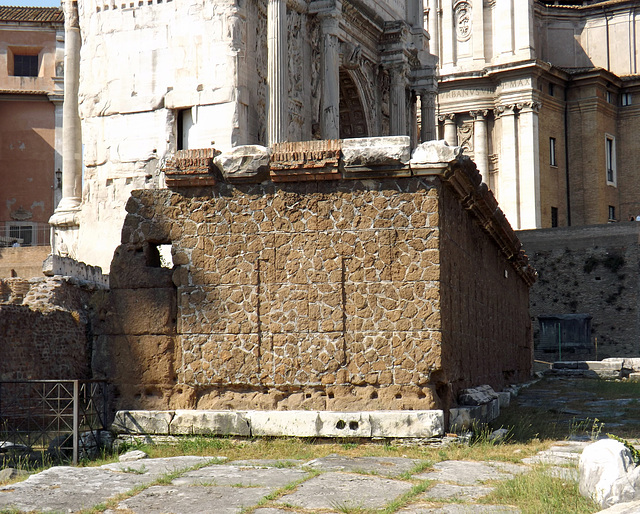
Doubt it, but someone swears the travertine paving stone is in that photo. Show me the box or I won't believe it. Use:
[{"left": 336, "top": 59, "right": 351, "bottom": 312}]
[
  {"left": 108, "top": 484, "right": 273, "bottom": 514},
  {"left": 421, "top": 483, "right": 495, "bottom": 501},
  {"left": 102, "top": 455, "right": 213, "bottom": 475},
  {"left": 414, "top": 461, "right": 527, "bottom": 485},
  {"left": 397, "top": 505, "right": 520, "bottom": 513},
  {"left": 276, "top": 471, "right": 413, "bottom": 510},
  {"left": 303, "top": 454, "right": 421, "bottom": 477},
  {"left": 0, "top": 466, "right": 154, "bottom": 512},
  {"left": 171, "top": 464, "right": 308, "bottom": 487}
]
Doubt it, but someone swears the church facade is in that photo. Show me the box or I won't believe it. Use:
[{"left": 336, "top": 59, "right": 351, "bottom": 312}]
[{"left": 428, "top": 0, "right": 640, "bottom": 229}]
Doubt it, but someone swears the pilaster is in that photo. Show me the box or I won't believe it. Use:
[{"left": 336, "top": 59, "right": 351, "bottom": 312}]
[
  {"left": 517, "top": 101, "right": 541, "bottom": 229},
  {"left": 495, "top": 103, "right": 518, "bottom": 228}
]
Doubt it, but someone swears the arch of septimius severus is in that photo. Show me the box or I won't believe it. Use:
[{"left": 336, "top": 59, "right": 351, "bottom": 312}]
[
  {"left": 49, "top": 0, "right": 438, "bottom": 271},
  {"left": 49, "top": 0, "right": 640, "bottom": 270}
]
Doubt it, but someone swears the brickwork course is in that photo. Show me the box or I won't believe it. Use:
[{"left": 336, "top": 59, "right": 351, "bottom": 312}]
[{"left": 91, "top": 140, "right": 535, "bottom": 415}]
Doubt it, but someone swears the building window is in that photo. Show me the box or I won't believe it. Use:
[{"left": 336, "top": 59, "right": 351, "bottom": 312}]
[
  {"left": 549, "top": 137, "right": 557, "bottom": 166},
  {"left": 548, "top": 83, "right": 555, "bottom": 96},
  {"left": 609, "top": 205, "right": 616, "bottom": 221},
  {"left": 605, "top": 134, "right": 616, "bottom": 185},
  {"left": 606, "top": 91, "right": 613, "bottom": 104},
  {"left": 8, "top": 224, "right": 33, "bottom": 246},
  {"left": 621, "top": 93, "right": 632, "bottom": 106},
  {"left": 176, "top": 108, "right": 193, "bottom": 151},
  {"left": 13, "top": 55, "right": 38, "bottom": 77},
  {"left": 551, "top": 207, "right": 558, "bottom": 228}
]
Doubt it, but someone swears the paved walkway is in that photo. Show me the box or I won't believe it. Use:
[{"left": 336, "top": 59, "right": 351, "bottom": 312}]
[{"left": 0, "top": 441, "right": 589, "bottom": 513}]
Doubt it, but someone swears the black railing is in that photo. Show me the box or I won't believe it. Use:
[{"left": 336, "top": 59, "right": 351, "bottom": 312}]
[
  {"left": 0, "top": 222, "right": 51, "bottom": 247},
  {"left": 0, "top": 380, "right": 108, "bottom": 465}
]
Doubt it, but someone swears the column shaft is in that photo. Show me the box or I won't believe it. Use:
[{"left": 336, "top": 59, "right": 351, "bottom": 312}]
[
  {"left": 420, "top": 92, "right": 436, "bottom": 142},
  {"left": 267, "top": 0, "right": 288, "bottom": 145},
  {"left": 320, "top": 14, "right": 340, "bottom": 139},
  {"left": 443, "top": 113, "right": 457, "bottom": 146},
  {"left": 389, "top": 65, "right": 408, "bottom": 136},
  {"left": 471, "top": 110, "right": 488, "bottom": 181},
  {"left": 61, "top": 4, "right": 82, "bottom": 207}
]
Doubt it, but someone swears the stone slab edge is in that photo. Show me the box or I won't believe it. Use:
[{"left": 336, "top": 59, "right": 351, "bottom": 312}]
[{"left": 111, "top": 410, "right": 444, "bottom": 438}]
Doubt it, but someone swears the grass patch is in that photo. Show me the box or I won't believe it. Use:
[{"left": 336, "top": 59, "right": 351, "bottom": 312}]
[{"left": 481, "top": 466, "right": 599, "bottom": 514}]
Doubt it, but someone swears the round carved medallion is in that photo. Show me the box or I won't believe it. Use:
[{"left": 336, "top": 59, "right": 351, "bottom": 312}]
[{"left": 455, "top": 1, "right": 472, "bottom": 42}]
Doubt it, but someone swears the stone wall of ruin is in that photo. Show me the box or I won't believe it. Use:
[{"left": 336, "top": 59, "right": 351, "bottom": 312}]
[
  {"left": 92, "top": 144, "right": 535, "bottom": 413},
  {"left": 0, "top": 277, "right": 93, "bottom": 381},
  {"left": 519, "top": 223, "right": 640, "bottom": 360}
]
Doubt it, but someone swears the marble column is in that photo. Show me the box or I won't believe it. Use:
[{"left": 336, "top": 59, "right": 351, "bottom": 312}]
[
  {"left": 319, "top": 11, "right": 340, "bottom": 139},
  {"left": 389, "top": 63, "right": 409, "bottom": 136},
  {"left": 49, "top": 0, "right": 82, "bottom": 259},
  {"left": 420, "top": 91, "right": 436, "bottom": 142},
  {"left": 517, "top": 101, "right": 541, "bottom": 229},
  {"left": 267, "top": 0, "right": 287, "bottom": 145},
  {"left": 495, "top": 104, "right": 519, "bottom": 228},
  {"left": 440, "top": 113, "right": 457, "bottom": 146},
  {"left": 470, "top": 110, "right": 489, "bottom": 181}
]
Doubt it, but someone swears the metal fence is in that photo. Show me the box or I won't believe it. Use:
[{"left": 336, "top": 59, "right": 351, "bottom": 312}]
[
  {"left": 0, "top": 222, "right": 51, "bottom": 247},
  {"left": 0, "top": 380, "right": 108, "bottom": 465}
]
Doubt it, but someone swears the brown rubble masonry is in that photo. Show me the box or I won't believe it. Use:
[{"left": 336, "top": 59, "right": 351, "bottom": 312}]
[{"left": 91, "top": 140, "right": 536, "bottom": 413}]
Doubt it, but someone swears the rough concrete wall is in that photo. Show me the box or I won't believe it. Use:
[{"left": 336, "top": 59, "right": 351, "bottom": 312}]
[
  {"left": 519, "top": 223, "right": 640, "bottom": 359},
  {"left": 91, "top": 245, "right": 181, "bottom": 410},
  {"left": 96, "top": 180, "right": 446, "bottom": 411},
  {"left": 0, "top": 277, "right": 92, "bottom": 380},
  {"left": 440, "top": 183, "right": 533, "bottom": 399},
  {"left": 0, "top": 246, "right": 50, "bottom": 279},
  {"left": 95, "top": 143, "right": 535, "bottom": 412}
]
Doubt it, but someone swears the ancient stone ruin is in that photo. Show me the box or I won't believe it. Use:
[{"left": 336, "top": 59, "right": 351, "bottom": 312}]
[{"left": 90, "top": 138, "right": 535, "bottom": 427}]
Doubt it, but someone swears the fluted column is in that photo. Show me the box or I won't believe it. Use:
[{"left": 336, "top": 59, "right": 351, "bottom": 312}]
[
  {"left": 440, "top": 113, "right": 457, "bottom": 146},
  {"left": 420, "top": 91, "right": 436, "bottom": 142},
  {"left": 495, "top": 104, "right": 519, "bottom": 228},
  {"left": 470, "top": 110, "right": 489, "bottom": 181},
  {"left": 518, "top": 101, "right": 541, "bottom": 229},
  {"left": 267, "top": 0, "right": 288, "bottom": 145},
  {"left": 389, "top": 63, "right": 409, "bottom": 135},
  {"left": 319, "top": 11, "right": 340, "bottom": 139},
  {"left": 49, "top": 0, "right": 82, "bottom": 259}
]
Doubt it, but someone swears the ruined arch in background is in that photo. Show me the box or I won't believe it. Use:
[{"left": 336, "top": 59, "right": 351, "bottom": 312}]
[{"left": 339, "top": 68, "right": 371, "bottom": 139}]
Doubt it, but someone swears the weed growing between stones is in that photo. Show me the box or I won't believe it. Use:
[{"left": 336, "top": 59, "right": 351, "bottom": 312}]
[
  {"left": 240, "top": 469, "right": 321, "bottom": 513},
  {"left": 481, "top": 465, "right": 599, "bottom": 514},
  {"left": 76, "top": 459, "right": 217, "bottom": 514},
  {"left": 607, "top": 434, "right": 640, "bottom": 465}
]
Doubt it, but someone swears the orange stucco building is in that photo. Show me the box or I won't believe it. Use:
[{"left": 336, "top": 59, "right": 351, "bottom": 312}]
[{"left": 0, "top": 7, "right": 63, "bottom": 247}]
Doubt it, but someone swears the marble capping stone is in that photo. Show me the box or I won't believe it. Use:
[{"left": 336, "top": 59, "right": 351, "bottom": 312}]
[{"left": 111, "top": 410, "right": 445, "bottom": 438}]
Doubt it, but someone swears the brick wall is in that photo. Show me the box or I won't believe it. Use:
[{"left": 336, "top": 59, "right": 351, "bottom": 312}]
[
  {"left": 93, "top": 140, "right": 535, "bottom": 413},
  {"left": 0, "top": 246, "right": 51, "bottom": 279}
]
